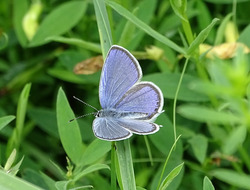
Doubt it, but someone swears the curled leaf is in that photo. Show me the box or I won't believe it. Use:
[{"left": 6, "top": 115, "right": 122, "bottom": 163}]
[{"left": 74, "top": 55, "right": 103, "bottom": 75}]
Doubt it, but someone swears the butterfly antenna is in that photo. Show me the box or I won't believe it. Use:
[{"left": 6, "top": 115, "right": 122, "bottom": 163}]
[
  {"left": 69, "top": 112, "right": 96, "bottom": 123},
  {"left": 73, "top": 96, "right": 99, "bottom": 112}
]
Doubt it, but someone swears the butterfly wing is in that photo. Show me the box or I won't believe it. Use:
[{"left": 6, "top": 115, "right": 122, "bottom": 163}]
[
  {"left": 115, "top": 82, "right": 164, "bottom": 121},
  {"left": 117, "top": 119, "right": 160, "bottom": 134},
  {"left": 93, "top": 117, "right": 132, "bottom": 141},
  {"left": 99, "top": 45, "right": 142, "bottom": 109}
]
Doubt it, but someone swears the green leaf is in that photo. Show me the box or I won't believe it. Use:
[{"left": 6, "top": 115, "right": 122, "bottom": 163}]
[
  {"left": 203, "top": 176, "right": 215, "bottom": 190},
  {"left": 105, "top": 0, "right": 185, "bottom": 54},
  {"left": 29, "top": 1, "right": 88, "bottom": 47},
  {"left": 170, "top": 0, "right": 187, "bottom": 21},
  {"left": 7, "top": 83, "right": 31, "bottom": 155},
  {"left": 56, "top": 87, "right": 83, "bottom": 165},
  {"left": 47, "top": 36, "right": 101, "bottom": 53},
  {"left": 28, "top": 108, "right": 58, "bottom": 138},
  {"left": 159, "top": 162, "right": 184, "bottom": 190},
  {"left": 143, "top": 73, "right": 208, "bottom": 102},
  {"left": 116, "top": 140, "right": 136, "bottom": 190},
  {"left": 13, "top": 0, "right": 28, "bottom": 46},
  {"left": 0, "top": 170, "right": 43, "bottom": 190},
  {"left": 93, "top": 0, "right": 113, "bottom": 57},
  {"left": 238, "top": 24, "right": 250, "bottom": 48},
  {"left": 0, "top": 115, "right": 15, "bottom": 131},
  {"left": 187, "top": 18, "right": 219, "bottom": 55},
  {"left": 48, "top": 69, "right": 100, "bottom": 85},
  {"left": 178, "top": 104, "right": 241, "bottom": 124},
  {"left": 222, "top": 125, "right": 247, "bottom": 155},
  {"left": 188, "top": 135, "right": 208, "bottom": 164},
  {"left": 214, "top": 13, "right": 232, "bottom": 45},
  {"left": 74, "top": 164, "right": 110, "bottom": 182},
  {"left": 80, "top": 139, "right": 111, "bottom": 166},
  {"left": 211, "top": 169, "right": 250, "bottom": 189},
  {"left": 0, "top": 32, "right": 8, "bottom": 50}
]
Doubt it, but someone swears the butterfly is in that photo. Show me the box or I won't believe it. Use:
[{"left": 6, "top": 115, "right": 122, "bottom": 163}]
[{"left": 91, "top": 45, "right": 164, "bottom": 141}]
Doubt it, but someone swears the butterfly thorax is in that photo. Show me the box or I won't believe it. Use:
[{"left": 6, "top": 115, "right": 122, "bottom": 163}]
[{"left": 95, "top": 109, "right": 148, "bottom": 119}]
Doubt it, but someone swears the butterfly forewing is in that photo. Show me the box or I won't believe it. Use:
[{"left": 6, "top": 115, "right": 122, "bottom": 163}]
[{"left": 99, "top": 45, "right": 142, "bottom": 109}]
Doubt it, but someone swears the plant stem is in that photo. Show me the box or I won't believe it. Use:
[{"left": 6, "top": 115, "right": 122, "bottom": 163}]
[
  {"left": 173, "top": 58, "right": 189, "bottom": 141},
  {"left": 111, "top": 141, "right": 117, "bottom": 190}
]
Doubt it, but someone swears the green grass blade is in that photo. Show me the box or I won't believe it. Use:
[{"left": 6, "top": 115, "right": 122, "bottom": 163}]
[
  {"left": 7, "top": 83, "right": 31, "bottom": 155},
  {"left": 116, "top": 140, "right": 136, "bottom": 190},
  {"left": 105, "top": 0, "right": 185, "bottom": 54},
  {"left": 56, "top": 87, "right": 83, "bottom": 165},
  {"left": 93, "top": 0, "right": 113, "bottom": 57},
  {"left": 47, "top": 36, "right": 101, "bottom": 53}
]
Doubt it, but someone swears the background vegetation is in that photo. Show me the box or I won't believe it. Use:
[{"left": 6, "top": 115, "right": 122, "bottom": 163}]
[{"left": 0, "top": 0, "right": 250, "bottom": 189}]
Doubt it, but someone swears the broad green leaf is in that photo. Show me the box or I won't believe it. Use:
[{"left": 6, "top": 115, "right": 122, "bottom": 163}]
[
  {"left": 80, "top": 139, "right": 111, "bottom": 166},
  {"left": 136, "top": 187, "right": 146, "bottom": 190},
  {"left": 29, "top": 1, "right": 87, "bottom": 47},
  {"left": 143, "top": 73, "right": 208, "bottom": 102},
  {"left": 0, "top": 115, "right": 15, "bottom": 131},
  {"left": 159, "top": 162, "right": 184, "bottom": 190},
  {"left": 13, "top": 0, "right": 28, "bottom": 46},
  {"left": 28, "top": 108, "right": 58, "bottom": 138},
  {"left": 0, "top": 170, "right": 43, "bottom": 190},
  {"left": 74, "top": 164, "right": 110, "bottom": 182},
  {"left": 187, "top": 18, "right": 219, "bottom": 55},
  {"left": 188, "top": 135, "right": 208, "bottom": 164},
  {"left": 93, "top": 0, "right": 112, "bottom": 57},
  {"left": 56, "top": 87, "right": 83, "bottom": 164},
  {"left": 55, "top": 181, "right": 68, "bottom": 190},
  {"left": 22, "top": 169, "right": 56, "bottom": 190},
  {"left": 203, "top": 176, "right": 215, "bottom": 190},
  {"left": 178, "top": 104, "right": 241, "bottom": 124},
  {"left": 222, "top": 125, "right": 247, "bottom": 155},
  {"left": 116, "top": 140, "right": 136, "bottom": 190},
  {"left": 211, "top": 169, "right": 250, "bottom": 189},
  {"left": 105, "top": 0, "right": 185, "bottom": 55}
]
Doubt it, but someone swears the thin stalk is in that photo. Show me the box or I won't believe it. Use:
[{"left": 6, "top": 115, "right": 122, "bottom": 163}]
[
  {"left": 173, "top": 58, "right": 189, "bottom": 141},
  {"left": 157, "top": 135, "right": 181, "bottom": 190},
  {"left": 111, "top": 141, "right": 117, "bottom": 190}
]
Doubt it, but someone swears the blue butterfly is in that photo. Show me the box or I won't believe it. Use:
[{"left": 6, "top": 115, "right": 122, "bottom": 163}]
[{"left": 92, "top": 45, "right": 164, "bottom": 141}]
